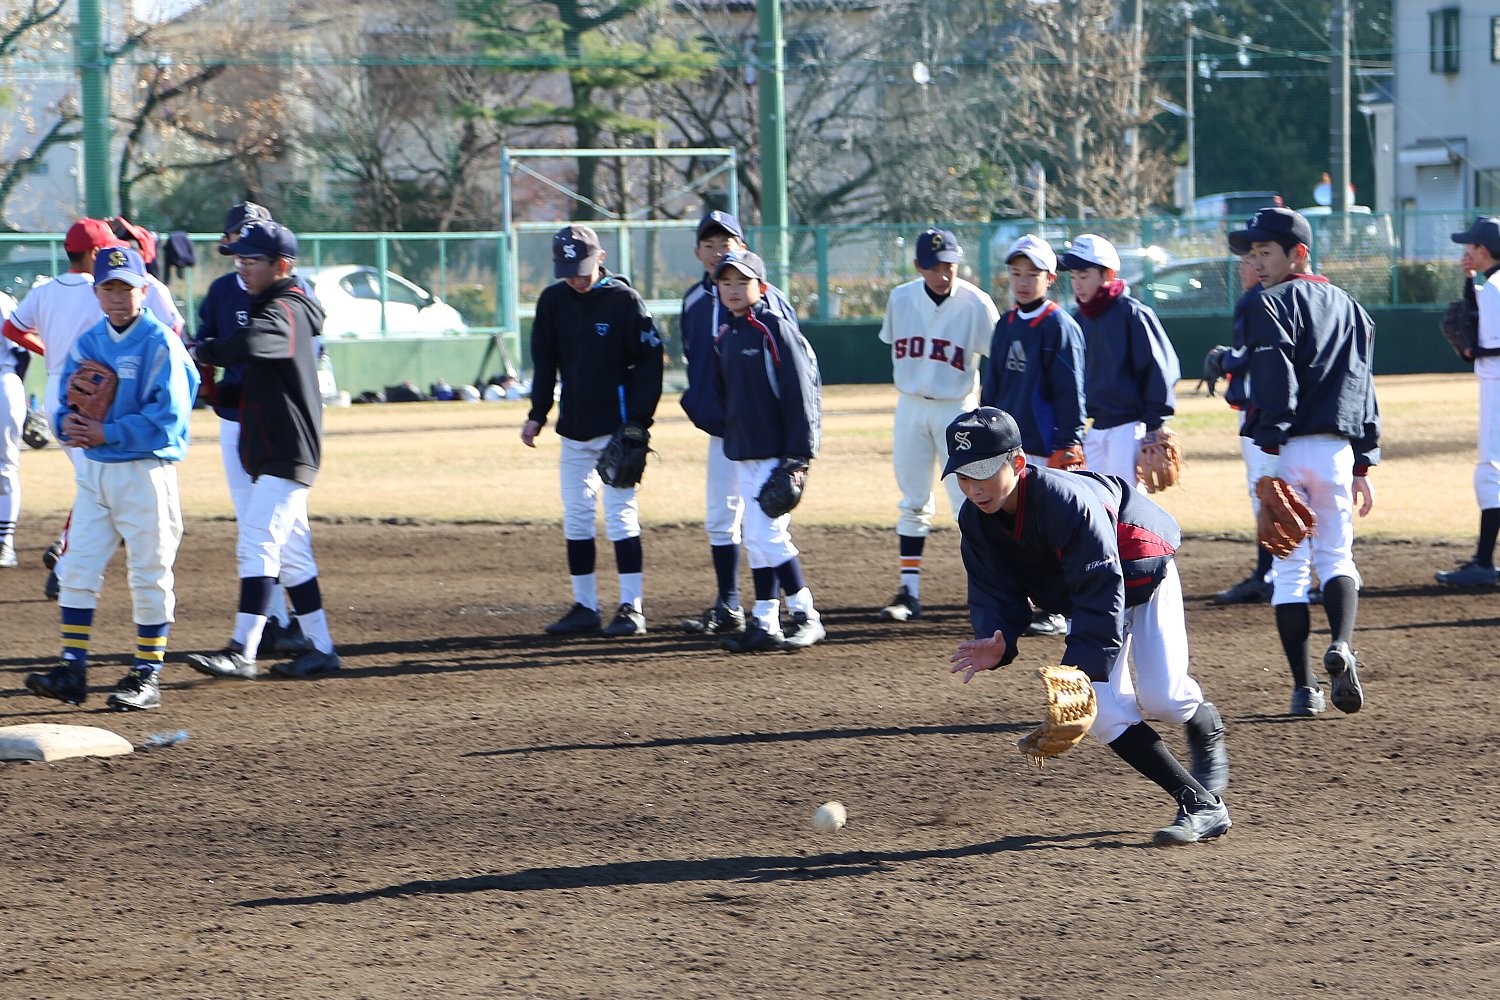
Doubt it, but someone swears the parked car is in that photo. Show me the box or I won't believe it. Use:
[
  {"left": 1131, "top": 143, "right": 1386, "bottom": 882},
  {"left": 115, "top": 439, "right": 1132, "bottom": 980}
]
[
  {"left": 1139, "top": 257, "right": 1240, "bottom": 313},
  {"left": 302, "top": 265, "right": 469, "bottom": 339},
  {"left": 0, "top": 254, "right": 63, "bottom": 302},
  {"left": 1294, "top": 206, "right": 1398, "bottom": 255},
  {"left": 1188, "top": 191, "right": 1284, "bottom": 232}
]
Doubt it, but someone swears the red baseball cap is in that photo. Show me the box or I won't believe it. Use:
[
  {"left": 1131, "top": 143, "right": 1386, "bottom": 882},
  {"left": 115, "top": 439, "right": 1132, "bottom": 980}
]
[{"left": 64, "top": 218, "right": 127, "bottom": 255}]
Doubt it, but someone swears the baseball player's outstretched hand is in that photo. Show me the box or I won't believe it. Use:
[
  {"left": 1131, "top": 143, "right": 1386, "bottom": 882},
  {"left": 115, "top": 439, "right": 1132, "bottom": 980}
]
[
  {"left": 949, "top": 630, "right": 1007, "bottom": 684},
  {"left": 520, "top": 419, "right": 541, "bottom": 448},
  {"left": 1353, "top": 475, "right": 1375, "bottom": 517}
]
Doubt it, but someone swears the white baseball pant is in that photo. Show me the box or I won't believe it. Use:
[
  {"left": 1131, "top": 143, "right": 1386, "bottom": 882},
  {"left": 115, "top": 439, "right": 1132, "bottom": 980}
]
[
  {"left": 1475, "top": 377, "right": 1500, "bottom": 509},
  {"left": 1268, "top": 434, "right": 1361, "bottom": 604},
  {"left": 58, "top": 458, "right": 182, "bottom": 623},
  {"left": 893, "top": 392, "right": 974, "bottom": 536},
  {"left": 0, "top": 370, "right": 21, "bottom": 525},
  {"left": 704, "top": 435, "right": 744, "bottom": 547},
  {"left": 237, "top": 474, "right": 318, "bottom": 587},
  {"left": 559, "top": 434, "right": 640, "bottom": 543},
  {"left": 44, "top": 373, "right": 85, "bottom": 474},
  {"left": 1084, "top": 421, "right": 1145, "bottom": 485},
  {"left": 735, "top": 457, "right": 799, "bottom": 569}
]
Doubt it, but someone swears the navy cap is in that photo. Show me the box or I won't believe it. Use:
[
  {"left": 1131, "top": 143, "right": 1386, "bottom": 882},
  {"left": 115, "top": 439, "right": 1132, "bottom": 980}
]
[
  {"left": 915, "top": 228, "right": 963, "bottom": 268},
  {"left": 219, "top": 220, "right": 298, "bottom": 259},
  {"left": 713, "top": 250, "right": 766, "bottom": 282},
  {"left": 223, "top": 201, "right": 272, "bottom": 236},
  {"left": 553, "top": 224, "right": 602, "bottom": 278},
  {"left": 1228, "top": 207, "right": 1312, "bottom": 255},
  {"left": 697, "top": 210, "right": 745, "bottom": 242},
  {"left": 1451, "top": 216, "right": 1500, "bottom": 257},
  {"left": 93, "top": 245, "right": 149, "bottom": 288},
  {"left": 943, "top": 407, "right": 1023, "bottom": 478}
]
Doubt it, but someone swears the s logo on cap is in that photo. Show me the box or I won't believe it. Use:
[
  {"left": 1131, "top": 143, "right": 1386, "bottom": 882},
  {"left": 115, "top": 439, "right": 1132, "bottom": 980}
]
[
  {"left": 107, "top": 249, "right": 127, "bottom": 268},
  {"left": 931, "top": 233, "right": 944, "bottom": 253},
  {"left": 563, "top": 244, "right": 577, "bottom": 259},
  {"left": 954, "top": 430, "right": 972, "bottom": 450}
]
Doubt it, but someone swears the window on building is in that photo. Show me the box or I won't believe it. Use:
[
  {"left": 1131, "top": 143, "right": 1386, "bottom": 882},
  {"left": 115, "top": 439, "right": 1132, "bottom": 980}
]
[
  {"left": 1477, "top": 169, "right": 1500, "bottom": 211},
  {"left": 1432, "top": 7, "right": 1461, "bottom": 73}
]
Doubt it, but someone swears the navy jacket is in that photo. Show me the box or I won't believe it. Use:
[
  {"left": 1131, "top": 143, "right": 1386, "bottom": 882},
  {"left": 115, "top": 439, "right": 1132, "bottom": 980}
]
[
  {"left": 196, "top": 271, "right": 314, "bottom": 421},
  {"left": 527, "top": 271, "right": 663, "bottom": 441},
  {"left": 981, "top": 301, "right": 1086, "bottom": 455},
  {"left": 959, "top": 466, "right": 1180, "bottom": 681},
  {"left": 714, "top": 299, "right": 821, "bottom": 461},
  {"left": 1244, "top": 274, "right": 1380, "bottom": 471},
  {"left": 679, "top": 273, "right": 794, "bottom": 437},
  {"left": 1075, "top": 292, "right": 1179, "bottom": 431}
]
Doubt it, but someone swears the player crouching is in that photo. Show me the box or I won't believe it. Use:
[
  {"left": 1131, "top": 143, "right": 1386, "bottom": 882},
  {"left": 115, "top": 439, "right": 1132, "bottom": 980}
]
[{"left": 943, "top": 407, "right": 1231, "bottom": 845}]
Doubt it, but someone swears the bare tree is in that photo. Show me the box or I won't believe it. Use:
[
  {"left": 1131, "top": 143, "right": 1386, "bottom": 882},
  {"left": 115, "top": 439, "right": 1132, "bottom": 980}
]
[{"left": 0, "top": 1, "right": 74, "bottom": 229}]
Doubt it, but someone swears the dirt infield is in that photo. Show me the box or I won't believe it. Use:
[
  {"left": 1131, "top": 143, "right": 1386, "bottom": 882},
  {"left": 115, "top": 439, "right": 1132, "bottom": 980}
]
[{"left": 2, "top": 515, "right": 1497, "bottom": 999}]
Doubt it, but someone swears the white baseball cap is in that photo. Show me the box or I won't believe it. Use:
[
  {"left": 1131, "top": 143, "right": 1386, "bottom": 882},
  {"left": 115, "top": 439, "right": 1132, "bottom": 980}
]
[
  {"left": 1006, "top": 234, "right": 1058, "bottom": 274},
  {"left": 1060, "top": 234, "right": 1121, "bottom": 273}
]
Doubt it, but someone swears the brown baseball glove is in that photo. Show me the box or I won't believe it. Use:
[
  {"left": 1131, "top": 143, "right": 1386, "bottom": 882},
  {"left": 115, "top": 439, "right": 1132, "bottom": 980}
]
[
  {"left": 1017, "top": 665, "right": 1097, "bottom": 766},
  {"left": 1136, "top": 425, "right": 1182, "bottom": 493},
  {"left": 66, "top": 359, "right": 118, "bottom": 423},
  {"left": 1255, "top": 475, "right": 1316, "bottom": 558},
  {"left": 1046, "top": 444, "right": 1086, "bottom": 471}
]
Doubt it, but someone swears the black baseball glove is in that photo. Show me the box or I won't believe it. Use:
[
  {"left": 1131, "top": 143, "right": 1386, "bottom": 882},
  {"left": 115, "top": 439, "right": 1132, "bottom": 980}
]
[
  {"left": 1441, "top": 299, "right": 1480, "bottom": 359},
  {"left": 595, "top": 423, "right": 651, "bottom": 488},
  {"left": 758, "top": 457, "right": 810, "bottom": 518},
  {"left": 22, "top": 404, "right": 52, "bottom": 449},
  {"left": 1203, "top": 345, "right": 1231, "bottom": 397}
]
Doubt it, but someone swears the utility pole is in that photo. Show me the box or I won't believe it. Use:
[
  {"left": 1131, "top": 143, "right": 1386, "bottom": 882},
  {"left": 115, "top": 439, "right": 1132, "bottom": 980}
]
[
  {"left": 1126, "top": 0, "right": 1143, "bottom": 216},
  {"left": 757, "top": 0, "right": 789, "bottom": 287},
  {"left": 1184, "top": 16, "right": 1195, "bottom": 209},
  {"left": 76, "top": 0, "right": 113, "bottom": 216},
  {"left": 1330, "top": 0, "right": 1352, "bottom": 216}
]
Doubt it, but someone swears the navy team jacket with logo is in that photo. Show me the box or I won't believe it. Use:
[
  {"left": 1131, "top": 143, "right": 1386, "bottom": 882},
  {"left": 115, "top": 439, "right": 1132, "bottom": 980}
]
[
  {"left": 679, "top": 273, "right": 794, "bottom": 438},
  {"left": 713, "top": 299, "right": 821, "bottom": 462},
  {"left": 980, "top": 300, "right": 1086, "bottom": 455}
]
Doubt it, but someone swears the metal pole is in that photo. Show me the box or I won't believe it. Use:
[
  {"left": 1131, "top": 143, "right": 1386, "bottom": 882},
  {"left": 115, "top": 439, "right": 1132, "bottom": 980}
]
[
  {"left": 757, "top": 0, "right": 790, "bottom": 288},
  {"left": 500, "top": 149, "right": 518, "bottom": 334},
  {"left": 1331, "top": 0, "right": 1352, "bottom": 221},
  {"left": 1185, "top": 20, "right": 1196, "bottom": 209},
  {"left": 76, "top": 0, "right": 113, "bottom": 216}
]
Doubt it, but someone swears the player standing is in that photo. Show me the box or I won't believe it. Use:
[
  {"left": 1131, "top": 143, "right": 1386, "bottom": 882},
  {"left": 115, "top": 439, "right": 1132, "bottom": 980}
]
[
  {"left": 521, "top": 225, "right": 663, "bottom": 637},
  {"left": 0, "top": 291, "right": 24, "bottom": 568},
  {"left": 186, "top": 221, "right": 343, "bottom": 680},
  {"left": 23, "top": 247, "right": 198, "bottom": 711},
  {"left": 1230, "top": 208, "right": 1379, "bottom": 716},
  {"left": 1060, "top": 234, "right": 1180, "bottom": 484},
  {"left": 943, "top": 407, "right": 1231, "bottom": 845},
  {"left": 1434, "top": 217, "right": 1500, "bottom": 587},
  {"left": 876, "top": 228, "right": 998, "bottom": 623}
]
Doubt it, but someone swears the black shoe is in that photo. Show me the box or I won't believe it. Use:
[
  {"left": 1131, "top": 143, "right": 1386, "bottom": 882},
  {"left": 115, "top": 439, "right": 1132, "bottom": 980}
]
[
  {"left": 25, "top": 661, "right": 87, "bottom": 705},
  {"left": 1435, "top": 560, "right": 1499, "bottom": 587},
  {"left": 721, "top": 620, "right": 786, "bottom": 653},
  {"left": 185, "top": 645, "right": 257, "bottom": 680},
  {"left": 270, "top": 647, "right": 341, "bottom": 678},
  {"left": 1324, "top": 641, "right": 1364, "bottom": 714},
  {"left": 263, "top": 617, "right": 315, "bottom": 655},
  {"left": 601, "top": 603, "right": 647, "bottom": 637},
  {"left": 106, "top": 670, "right": 161, "bottom": 711},
  {"left": 781, "top": 611, "right": 826, "bottom": 650},
  {"left": 42, "top": 541, "right": 61, "bottom": 570},
  {"left": 1154, "top": 788, "right": 1232, "bottom": 846},
  {"left": 44, "top": 570, "right": 59, "bottom": 601},
  {"left": 879, "top": 586, "right": 921, "bottom": 622},
  {"left": 1290, "top": 685, "right": 1326, "bottom": 717},
  {"left": 1185, "top": 702, "right": 1229, "bottom": 796},
  {"left": 544, "top": 603, "right": 601, "bottom": 635},
  {"left": 1211, "top": 574, "right": 1271, "bottom": 605},
  {"left": 682, "top": 600, "right": 746, "bottom": 635},
  {"left": 1023, "top": 611, "right": 1067, "bottom": 637}
]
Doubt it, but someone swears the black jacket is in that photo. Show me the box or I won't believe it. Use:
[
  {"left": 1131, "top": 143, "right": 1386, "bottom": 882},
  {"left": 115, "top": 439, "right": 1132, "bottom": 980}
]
[{"left": 194, "top": 276, "right": 325, "bottom": 486}]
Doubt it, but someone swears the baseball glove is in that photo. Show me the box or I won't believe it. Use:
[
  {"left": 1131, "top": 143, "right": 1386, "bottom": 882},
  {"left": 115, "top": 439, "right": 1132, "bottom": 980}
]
[
  {"left": 1255, "top": 475, "right": 1316, "bottom": 558},
  {"left": 195, "top": 361, "right": 219, "bottom": 406},
  {"left": 1441, "top": 299, "right": 1479, "bottom": 359},
  {"left": 1136, "top": 425, "right": 1182, "bottom": 493},
  {"left": 1046, "top": 444, "right": 1086, "bottom": 471},
  {"left": 757, "top": 456, "right": 810, "bottom": 518},
  {"left": 1017, "top": 665, "right": 1097, "bottom": 766},
  {"left": 22, "top": 404, "right": 52, "bottom": 449},
  {"left": 595, "top": 423, "right": 651, "bottom": 488},
  {"left": 66, "top": 359, "right": 118, "bottom": 423},
  {"left": 1203, "top": 345, "right": 1231, "bottom": 397}
]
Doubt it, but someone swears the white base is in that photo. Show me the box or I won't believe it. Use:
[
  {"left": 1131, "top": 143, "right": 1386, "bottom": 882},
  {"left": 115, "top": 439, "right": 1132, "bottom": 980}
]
[{"left": 0, "top": 724, "right": 135, "bottom": 762}]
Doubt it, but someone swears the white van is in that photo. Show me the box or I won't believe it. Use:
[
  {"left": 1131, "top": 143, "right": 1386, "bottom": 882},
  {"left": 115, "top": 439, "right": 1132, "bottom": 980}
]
[{"left": 1189, "top": 191, "right": 1284, "bottom": 230}]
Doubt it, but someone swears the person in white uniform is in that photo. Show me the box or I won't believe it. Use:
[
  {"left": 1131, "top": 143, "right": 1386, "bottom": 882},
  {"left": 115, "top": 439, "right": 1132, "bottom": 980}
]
[
  {"left": 0, "top": 291, "right": 23, "bottom": 568},
  {"left": 876, "top": 228, "right": 998, "bottom": 623}
]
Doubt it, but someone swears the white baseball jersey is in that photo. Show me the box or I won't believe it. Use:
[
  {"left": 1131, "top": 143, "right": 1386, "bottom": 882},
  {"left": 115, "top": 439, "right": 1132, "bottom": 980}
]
[
  {"left": 144, "top": 274, "right": 185, "bottom": 333},
  {"left": 9, "top": 274, "right": 103, "bottom": 378},
  {"left": 879, "top": 277, "right": 998, "bottom": 399}
]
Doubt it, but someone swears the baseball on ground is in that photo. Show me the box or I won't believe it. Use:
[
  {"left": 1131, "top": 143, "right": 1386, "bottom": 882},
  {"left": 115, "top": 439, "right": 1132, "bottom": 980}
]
[{"left": 811, "top": 801, "right": 847, "bottom": 832}]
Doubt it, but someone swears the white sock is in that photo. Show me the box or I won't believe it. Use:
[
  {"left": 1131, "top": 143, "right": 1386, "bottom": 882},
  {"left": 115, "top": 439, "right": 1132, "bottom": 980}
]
[
  {"left": 618, "top": 572, "right": 643, "bottom": 611},
  {"left": 265, "top": 585, "right": 290, "bottom": 626},
  {"left": 901, "top": 568, "right": 921, "bottom": 599},
  {"left": 570, "top": 574, "right": 598, "bottom": 610},
  {"left": 752, "top": 598, "right": 781, "bottom": 634},
  {"left": 296, "top": 608, "right": 334, "bottom": 654},
  {"left": 232, "top": 613, "right": 267, "bottom": 660},
  {"left": 784, "top": 587, "right": 818, "bottom": 619}
]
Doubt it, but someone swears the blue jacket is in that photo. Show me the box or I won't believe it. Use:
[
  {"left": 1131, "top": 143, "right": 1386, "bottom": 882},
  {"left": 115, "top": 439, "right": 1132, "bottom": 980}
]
[
  {"left": 56, "top": 306, "right": 198, "bottom": 463},
  {"left": 1244, "top": 274, "right": 1380, "bottom": 471},
  {"left": 1075, "top": 292, "right": 1179, "bottom": 430},
  {"left": 981, "top": 301, "right": 1086, "bottom": 455},
  {"left": 679, "top": 273, "right": 794, "bottom": 436},
  {"left": 959, "top": 465, "right": 1180, "bottom": 682},
  {"left": 714, "top": 299, "right": 821, "bottom": 461}
]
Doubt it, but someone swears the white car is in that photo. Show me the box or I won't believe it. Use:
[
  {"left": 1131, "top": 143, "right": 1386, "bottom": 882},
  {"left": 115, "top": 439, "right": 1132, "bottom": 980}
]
[{"left": 302, "top": 265, "right": 469, "bottom": 339}]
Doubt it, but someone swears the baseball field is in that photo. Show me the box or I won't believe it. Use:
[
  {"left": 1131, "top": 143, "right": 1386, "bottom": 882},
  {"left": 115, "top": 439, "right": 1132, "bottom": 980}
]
[{"left": 2, "top": 375, "right": 1497, "bottom": 999}]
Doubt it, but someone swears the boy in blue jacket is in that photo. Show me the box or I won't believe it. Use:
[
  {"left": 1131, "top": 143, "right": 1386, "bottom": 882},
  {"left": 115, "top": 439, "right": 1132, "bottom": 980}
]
[{"left": 25, "top": 247, "right": 199, "bottom": 711}]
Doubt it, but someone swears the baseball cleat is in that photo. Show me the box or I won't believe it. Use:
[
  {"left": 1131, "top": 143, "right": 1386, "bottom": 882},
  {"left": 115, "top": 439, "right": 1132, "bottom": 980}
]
[
  {"left": 41, "top": 541, "right": 61, "bottom": 570},
  {"left": 544, "top": 603, "right": 602, "bottom": 635},
  {"left": 263, "top": 616, "right": 315, "bottom": 655},
  {"left": 1323, "top": 641, "right": 1365, "bottom": 714},
  {"left": 1290, "top": 685, "right": 1326, "bottom": 717},
  {"left": 780, "top": 611, "right": 826, "bottom": 650},
  {"left": 1211, "top": 573, "right": 1271, "bottom": 605},
  {"left": 1023, "top": 611, "right": 1067, "bottom": 637},
  {"left": 601, "top": 603, "right": 647, "bottom": 637},
  {"left": 25, "top": 661, "right": 88, "bottom": 706},
  {"left": 0, "top": 542, "right": 16, "bottom": 568},
  {"left": 878, "top": 586, "right": 921, "bottom": 622},
  {"left": 1185, "top": 701, "right": 1229, "bottom": 797},
  {"left": 1435, "top": 560, "right": 1498, "bottom": 587},
  {"left": 106, "top": 670, "right": 161, "bottom": 711},
  {"left": 681, "top": 600, "right": 746, "bottom": 636},
  {"left": 185, "top": 646, "right": 258, "bottom": 680},
  {"left": 721, "top": 620, "right": 786, "bottom": 653},
  {"left": 1154, "top": 789, "right": 1232, "bottom": 846},
  {"left": 270, "top": 647, "right": 341, "bottom": 679}
]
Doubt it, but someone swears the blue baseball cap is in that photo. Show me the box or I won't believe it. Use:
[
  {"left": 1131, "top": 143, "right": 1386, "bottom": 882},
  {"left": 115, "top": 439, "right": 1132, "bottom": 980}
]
[
  {"left": 93, "top": 246, "right": 149, "bottom": 288},
  {"left": 219, "top": 220, "right": 298, "bottom": 260},
  {"left": 697, "top": 210, "right": 745, "bottom": 242},
  {"left": 223, "top": 201, "right": 272, "bottom": 236},
  {"left": 1451, "top": 216, "right": 1500, "bottom": 257},
  {"left": 943, "top": 407, "right": 1023, "bottom": 478},
  {"left": 713, "top": 250, "right": 766, "bottom": 281},
  {"left": 1228, "top": 208, "right": 1312, "bottom": 255},
  {"left": 915, "top": 228, "right": 963, "bottom": 268},
  {"left": 553, "top": 224, "right": 602, "bottom": 278}
]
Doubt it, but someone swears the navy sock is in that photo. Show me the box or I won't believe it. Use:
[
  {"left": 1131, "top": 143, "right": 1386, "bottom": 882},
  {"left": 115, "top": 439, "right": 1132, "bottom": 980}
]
[
  {"left": 1275, "top": 601, "right": 1313, "bottom": 688},
  {"left": 286, "top": 577, "right": 323, "bottom": 615},
  {"left": 1254, "top": 545, "right": 1273, "bottom": 579},
  {"left": 1477, "top": 508, "right": 1500, "bottom": 567},
  {"left": 711, "top": 544, "right": 741, "bottom": 608},
  {"left": 1108, "top": 722, "right": 1208, "bottom": 799},
  {"left": 1322, "top": 575, "right": 1358, "bottom": 646},
  {"left": 751, "top": 566, "right": 777, "bottom": 602},
  {"left": 774, "top": 557, "right": 806, "bottom": 597},
  {"left": 565, "top": 538, "right": 596, "bottom": 577},
  {"left": 613, "top": 536, "right": 643, "bottom": 575},
  {"left": 238, "top": 576, "right": 275, "bottom": 616}
]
